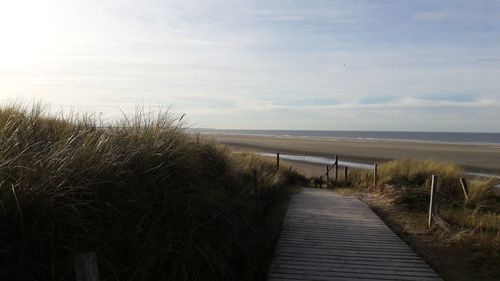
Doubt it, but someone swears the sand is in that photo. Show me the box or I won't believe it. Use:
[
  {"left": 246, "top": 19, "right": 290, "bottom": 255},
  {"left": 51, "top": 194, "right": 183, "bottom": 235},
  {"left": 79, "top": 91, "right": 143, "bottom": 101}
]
[{"left": 206, "top": 134, "right": 500, "bottom": 175}]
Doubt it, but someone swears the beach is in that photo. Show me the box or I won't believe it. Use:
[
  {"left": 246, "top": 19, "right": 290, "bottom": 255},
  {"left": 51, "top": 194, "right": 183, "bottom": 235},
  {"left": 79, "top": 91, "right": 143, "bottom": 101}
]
[{"left": 207, "top": 134, "right": 500, "bottom": 176}]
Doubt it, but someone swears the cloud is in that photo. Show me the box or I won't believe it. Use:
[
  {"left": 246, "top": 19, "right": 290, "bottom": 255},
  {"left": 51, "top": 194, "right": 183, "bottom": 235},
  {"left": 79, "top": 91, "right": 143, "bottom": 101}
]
[
  {"left": 1, "top": 0, "right": 500, "bottom": 131},
  {"left": 413, "top": 11, "right": 454, "bottom": 21},
  {"left": 269, "top": 15, "right": 305, "bottom": 21},
  {"left": 477, "top": 57, "right": 500, "bottom": 62}
]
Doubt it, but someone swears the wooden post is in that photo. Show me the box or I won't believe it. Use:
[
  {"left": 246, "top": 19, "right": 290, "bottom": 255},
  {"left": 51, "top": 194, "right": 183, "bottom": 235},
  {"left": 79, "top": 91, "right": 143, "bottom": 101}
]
[
  {"left": 334, "top": 155, "right": 339, "bottom": 184},
  {"left": 319, "top": 175, "right": 323, "bottom": 189},
  {"left": 459, "top": 177, "right": 469, "bottom": 200},
  {"left": 428, "top": 175, "right": 438, "bottom": 228},
  {"left": 344, "top": 166, "right": 348, "bottom": 181},
  {"left": 74, "top": 252, "right": 99, "bottom": 281},
  {"left": 276, "top": 153, "right": 280, "bottom": 171},
  {"left": 373, "top": 163, "right": 378, "bottom": 186},
  {"left": 326, "top": 166, "right": 330, "bottom": 189}
]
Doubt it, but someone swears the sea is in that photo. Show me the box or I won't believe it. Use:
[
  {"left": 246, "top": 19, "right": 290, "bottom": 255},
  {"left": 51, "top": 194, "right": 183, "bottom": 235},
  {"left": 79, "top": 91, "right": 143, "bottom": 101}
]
[{"left": 196, "top": 129, "right": 500, "bottom": 145}]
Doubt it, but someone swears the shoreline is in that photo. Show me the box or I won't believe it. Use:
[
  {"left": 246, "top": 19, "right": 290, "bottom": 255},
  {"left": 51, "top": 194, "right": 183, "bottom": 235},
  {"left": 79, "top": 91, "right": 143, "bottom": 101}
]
[
  {"left": 206, "top": 133, "right": 500, "bottom": 175},
  {"left": 203, "top": 132, "right": 500, "bottom": 147},
  {"left": 194, "top": 128, "right": 500, "bottom": 147}
]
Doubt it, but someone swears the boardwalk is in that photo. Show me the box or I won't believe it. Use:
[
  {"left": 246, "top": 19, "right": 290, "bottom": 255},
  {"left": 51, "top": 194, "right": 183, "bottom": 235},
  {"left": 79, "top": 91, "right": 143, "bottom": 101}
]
[{"left": 267, "top": 188, "right": 442, "bottom": 281}]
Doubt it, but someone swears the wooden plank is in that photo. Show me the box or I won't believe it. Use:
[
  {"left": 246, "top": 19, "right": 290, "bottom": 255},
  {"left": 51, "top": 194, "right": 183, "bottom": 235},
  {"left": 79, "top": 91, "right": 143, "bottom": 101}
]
[
  {"left": 276, "top": 243, "right": 416, "bottom": 254},
  {"left": 269, "top": 270, "right": 443, "bottom": 281},
  {"left": 274, "top": 249, "right": 422, "bottom": 260},
  {"left": 277, "top": 238, "right": 414, "bottom": 249},
  {"left": 272, "top": 253, "right": 430, "bottom": 267},
  {"left": 271, "top": 266, "right": 440, "bottom": 279},
  {"left": 267, "top": 188, "right": 442, "bottom": 281},
  {"left": 269, "top": 271, "right": 442, "bottom": 281},
  {"left": 272, "top": 259, "right": 435, "bottom": 272}
]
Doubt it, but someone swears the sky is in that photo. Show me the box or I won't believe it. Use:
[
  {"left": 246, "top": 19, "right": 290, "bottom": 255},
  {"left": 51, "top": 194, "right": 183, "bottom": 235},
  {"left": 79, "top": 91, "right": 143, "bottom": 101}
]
[{"left": 1, "top": 0, "right": 500, "bottom": 132}]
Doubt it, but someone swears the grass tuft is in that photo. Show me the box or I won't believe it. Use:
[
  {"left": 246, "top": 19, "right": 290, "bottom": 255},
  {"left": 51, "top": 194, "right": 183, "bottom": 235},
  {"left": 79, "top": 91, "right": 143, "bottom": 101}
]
[{"left": 466, "top": 178, "right": 499, "bottom": 210}]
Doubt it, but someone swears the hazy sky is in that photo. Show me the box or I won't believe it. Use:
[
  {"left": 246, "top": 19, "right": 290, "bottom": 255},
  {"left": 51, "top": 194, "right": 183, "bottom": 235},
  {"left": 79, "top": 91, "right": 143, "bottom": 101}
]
[{"left": 1, "top": 0, "right": 500, "bottom": 131}]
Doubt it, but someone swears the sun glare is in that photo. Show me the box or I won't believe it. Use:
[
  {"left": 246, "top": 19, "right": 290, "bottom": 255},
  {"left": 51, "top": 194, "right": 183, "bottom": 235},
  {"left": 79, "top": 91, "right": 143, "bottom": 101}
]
[{"left": 0, "top": 0, "right": 58, "bottom": 67}]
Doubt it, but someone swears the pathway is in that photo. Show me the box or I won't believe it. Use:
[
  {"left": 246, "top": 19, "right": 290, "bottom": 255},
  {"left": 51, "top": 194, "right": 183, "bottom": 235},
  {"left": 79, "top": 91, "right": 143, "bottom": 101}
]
[{"left": 267, "top": 188, "right": 442, "bottom": 281}]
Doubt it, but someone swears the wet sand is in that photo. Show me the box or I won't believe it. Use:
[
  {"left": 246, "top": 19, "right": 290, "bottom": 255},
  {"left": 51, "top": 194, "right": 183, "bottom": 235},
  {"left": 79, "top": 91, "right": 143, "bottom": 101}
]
[
  {"left": 278, "top": 160, "right": 326, "bottom": 177},
  {"left": 207, "top": 134, "right": 500, "bottom": 174}
]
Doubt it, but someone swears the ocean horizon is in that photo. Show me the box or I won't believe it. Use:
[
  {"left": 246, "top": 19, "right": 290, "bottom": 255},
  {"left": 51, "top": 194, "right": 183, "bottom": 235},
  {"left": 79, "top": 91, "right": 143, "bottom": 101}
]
[{"left": 195, "top": 129, "right": 500, "bottom": 145}]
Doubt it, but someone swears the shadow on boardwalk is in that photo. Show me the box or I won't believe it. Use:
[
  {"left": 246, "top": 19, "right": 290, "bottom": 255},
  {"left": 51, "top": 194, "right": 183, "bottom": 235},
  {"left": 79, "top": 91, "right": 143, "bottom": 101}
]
[{"left": 267, "top": 188, "right": 442, "bottom": 281}]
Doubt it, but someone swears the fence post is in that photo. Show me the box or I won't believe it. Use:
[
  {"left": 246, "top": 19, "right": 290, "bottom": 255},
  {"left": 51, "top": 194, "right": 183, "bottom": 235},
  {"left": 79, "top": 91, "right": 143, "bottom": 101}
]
[
  {"left": 459, "top": 177, "right": 469, "bottom": 200},
  {"left": 428, "top": 175, "right": 438, "bottom": 228},
  {"left": 276, "top": 153, "right": 280, "bottom": 171},
  {"left": 326, "top": 165, "right": 330, "bottom": 189},
  {"left": 344, "top": 166, "right": 348, "bottom": 181},
  {"left": 319, "top": 175, "right": 323, "bottom": 189},
  {"left": 74, "top": 252, "right": 99, "bottom": 281},
  {"left": 373, "top": 163, "right": 378, "bottom": 186},
  {"left": 334, "top": 155, "right": 339, "bottom": 184}
]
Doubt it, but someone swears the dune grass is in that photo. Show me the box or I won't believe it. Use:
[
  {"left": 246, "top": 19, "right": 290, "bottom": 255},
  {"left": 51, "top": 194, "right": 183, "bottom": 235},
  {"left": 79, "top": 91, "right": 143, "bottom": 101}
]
[
  {"left": 339, "top": 159, "right": 496, "bottom": 209},
  {"left": 0, "top": 104, "right": 305, "bottom": 281},
  {"left": 333, "top": 159, "right": 499, "bottom": 248},
  {"left": 328, "top": 158, "right": 500, "bottom": 279}
]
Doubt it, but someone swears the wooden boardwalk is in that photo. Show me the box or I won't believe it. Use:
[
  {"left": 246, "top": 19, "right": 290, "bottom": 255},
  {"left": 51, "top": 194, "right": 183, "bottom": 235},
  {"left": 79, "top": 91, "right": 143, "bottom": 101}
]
[{"left": 267, "top": 188, "right": 442, "bottom": 281}]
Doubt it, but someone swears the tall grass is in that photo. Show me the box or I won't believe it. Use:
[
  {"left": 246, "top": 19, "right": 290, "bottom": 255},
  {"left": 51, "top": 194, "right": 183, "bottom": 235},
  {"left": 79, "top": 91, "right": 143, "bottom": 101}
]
[
  {"left": 466, "top": 179, "right": 499, "bottom": 209},
  {"left": 343, "top": 159, "right": 488, "bottom": 209},
  {"left": 0, "top": 104, "right": 303, "bottom": 281},
  {"left": 339, "top": 159, "right": 499, "bottom": 241}
]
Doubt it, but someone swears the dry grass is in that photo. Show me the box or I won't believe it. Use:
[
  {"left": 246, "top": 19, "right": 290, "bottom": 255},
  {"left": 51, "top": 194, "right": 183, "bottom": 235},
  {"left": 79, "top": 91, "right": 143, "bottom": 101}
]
[
  {"left": 329, "top": 159, "right": 500, "bottom": 280},
  {"left": 0, "top": 104, "right": 305, "bottom": 281},
  {"left": 466, "top": 178, "right": 499, "bottom": 209},
  {"left": 331, "top": 158, "right": 500, "bottom": 278},
  {"left": 340, "top": 159, "right": 496, "bottom": 210},
  {"left": 312, "top": 157, "right": 500, "bottom": 241}
]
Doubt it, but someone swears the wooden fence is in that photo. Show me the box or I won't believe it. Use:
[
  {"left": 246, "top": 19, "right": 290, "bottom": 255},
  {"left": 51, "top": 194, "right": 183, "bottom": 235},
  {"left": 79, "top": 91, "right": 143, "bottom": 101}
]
[{"left": 303, "top": 154, "right": 378, "bottom": 190}]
